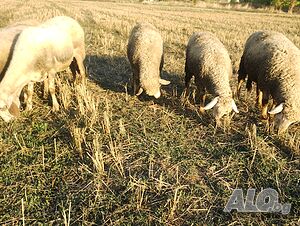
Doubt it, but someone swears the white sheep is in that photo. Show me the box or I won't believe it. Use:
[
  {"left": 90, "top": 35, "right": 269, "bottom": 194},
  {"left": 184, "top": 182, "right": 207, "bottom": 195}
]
[
  {"left": 25, "top": 16, "right": 86, "bottom": 111},
  {"left": 0, "top": 16, "right": 85, "bottom": 122},
  {"left": 0, "top": 20, "right": 39, "bottom": 119},
  {"left": 185, "top": 32, "right": 239, "bottom": 124},
  {"left": 127, "top": 22, "right": 170, "bottom": 98},
  {"left": 238, "top": 31, "right": 300, "bottom": 133}
]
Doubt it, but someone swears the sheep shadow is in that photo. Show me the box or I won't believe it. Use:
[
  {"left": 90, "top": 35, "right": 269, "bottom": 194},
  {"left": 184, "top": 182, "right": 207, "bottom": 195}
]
[
  {"left": 85, "top": 54, "right": 185, "bottom": 98},
  {"left": 85, "top": 54, "right": 217, "bottom": 127},
  {"left": 84, "top": 55, "right": 131, "bottom": 94},
  {"left": 85, "top": 54, "right": 280, "bottom": 139},
  {"left": 77, "top": 56, "right": 298, "bottom": 157}
]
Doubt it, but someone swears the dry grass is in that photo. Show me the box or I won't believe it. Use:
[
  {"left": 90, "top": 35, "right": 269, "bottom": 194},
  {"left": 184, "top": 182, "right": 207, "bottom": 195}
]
[{"left": 0, "top": 0, "right": 299, "bottom": 225}]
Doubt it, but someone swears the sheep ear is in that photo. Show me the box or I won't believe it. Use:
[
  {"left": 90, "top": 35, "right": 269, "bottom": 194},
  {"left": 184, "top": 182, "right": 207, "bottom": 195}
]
[
  {"left": 136, "top": 87, "right": 143, "bottom": 96},
  {"left": 159, "top": 79, "right": 170, "bottom": 85},
  {"left": 269, "top": 103, "right": 284, "bottom": 114},
  {"left": 203, "top": 96, "right": 219, "bottom": 110},
  {"left": 154, "top": 91, "right": 161, "bottom": 99},
  {"left": 8, "top": 102, "right": 20, "bottom": 117},
  {"left": 232, "top": 100, "right": 239, "bottom": 113}
]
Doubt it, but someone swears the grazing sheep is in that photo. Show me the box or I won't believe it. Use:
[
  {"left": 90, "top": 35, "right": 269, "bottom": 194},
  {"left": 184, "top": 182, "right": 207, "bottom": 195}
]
[
  {"left": 185, "top": 32, "right": 239, "bottom": 124},
  {"left": 25, "top": 16, "right": 86, "bottom": 111},
  {"left": 127, "top": 22, "right": 170, "bottom": 98},
  {"left": 237, "top": 31, "right": 300, "bottom": 133},
  {"left": 0, "top": 20, "right": 39, "bottom": 119},
  {"left": 0, "top": 16, "right": 85, "bottom": 122}
]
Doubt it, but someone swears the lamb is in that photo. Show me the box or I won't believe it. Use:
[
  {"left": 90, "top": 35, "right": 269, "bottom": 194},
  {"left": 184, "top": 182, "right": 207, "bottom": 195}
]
[
  {"left": 0, "top": 16, "right": 85, "bottom": 122},
  {"left": 185, "top": 32, "right": 239, "bottom": 124},
  {"left": 25, "top": 16, "right": 86, "bottom": 111},
  {"left": 127, "top": 22, "right": 170, "bottom": 98},
  {"left": 237, "top": 31, "right": 300, "bottom": 133},
  {"left": 0, "top": 20, "right": 39, "bottom": 118}
]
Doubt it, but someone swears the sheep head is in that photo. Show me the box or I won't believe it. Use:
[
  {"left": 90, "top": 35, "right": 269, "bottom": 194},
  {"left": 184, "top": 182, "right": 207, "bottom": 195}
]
[
  {"left": 269, "top": 103, "right": 294, "bottom": 134},
  {"left": 137, "top": 78, "right": 170, "bottom": 99},
  {"left": 203, "top": 96, "right": 239, "bottom": 122}
]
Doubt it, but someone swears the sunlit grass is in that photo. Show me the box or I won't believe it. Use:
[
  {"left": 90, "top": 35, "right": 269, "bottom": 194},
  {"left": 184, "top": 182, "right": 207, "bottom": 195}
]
[{"left": 0, "top": 0, "right": 299, "bottom": 225}]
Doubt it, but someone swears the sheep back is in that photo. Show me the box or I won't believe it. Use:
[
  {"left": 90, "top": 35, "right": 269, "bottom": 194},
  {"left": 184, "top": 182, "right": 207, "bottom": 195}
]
[
  {"left": 42, "top": 16, "right": 85, "bottom": 56},
  {"left": 185, "top": 32, "right": 232, "bottom": 96}
]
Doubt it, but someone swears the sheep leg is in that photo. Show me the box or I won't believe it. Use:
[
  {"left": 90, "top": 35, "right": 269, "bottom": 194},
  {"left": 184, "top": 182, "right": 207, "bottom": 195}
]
[
  {"left": 48, "top": 74, "right": 59, "bottom": 111},
  {"left": 70, "top": 59, "right": 77, "bottom": 82},
  {"left": 132, "top": 76, "right": 137, "bottom": 95},
  {"left": 261, "top": 91, "right": 269, "bottom": 120},
  {"left": 244, "top": 78, "right": 253, "bottom": 103},
  {"left": 184, "top": 65, "right": 193, "bottom": 89},
  {"left": 25, "top": 82, "right": 34, "bottom": 111},
  {"left": 195, "top": 77, "right": 205, "bottom": 113},
  {"left": 199, "top": 93, "right": 206, "bottom": 114},
  {"left": 184, "top": 69, "right": 193, "bottom": 98},
  {"left": 132, "top": 67, "right": 140, "bottom": 95},
  {"left": 237, "top": 56, "right": 247, "bottom": 98},
  {"left": 69, "top": 54, "right": 85, "bottom": 83},
  {"left": 43, "top": 78, "right": 49, "bottom": 99},
  {"left": 236, "top": 78, "right": 244, "bottom": 99},
  {"left": 160, "top": 54, "right": 164, "bottom": 73},
  {"left": 256, "top": 87, "right": 263, "bottom": 109},
  {"left": 246, "top": 78, "right": 253, "bottom": 93},
  {"left": 133, "top": 77, "right": 140, "bottom": 96},
  {"left": 74, "top": 53, "right": 86, "bottom": 82}
]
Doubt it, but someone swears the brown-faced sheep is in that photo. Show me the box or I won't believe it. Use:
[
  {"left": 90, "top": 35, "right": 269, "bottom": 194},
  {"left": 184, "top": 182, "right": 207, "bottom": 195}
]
[
  {"left": 237, "top": 31, "right": 300, "bottom": 134},
  {"left": 127, "top": 22, "right": 170, "bottom": 98},
  {"left": 185, "top": 32, "right": 239, "bottom": 124},
  {"left": 0, "top": 16, "right": 85, "bottom": 122}
]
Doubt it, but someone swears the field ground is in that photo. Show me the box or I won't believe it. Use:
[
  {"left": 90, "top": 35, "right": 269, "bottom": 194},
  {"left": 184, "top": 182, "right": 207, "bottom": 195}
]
[{"left": 0, "top": 0, "right": 299, "bottom": 225}]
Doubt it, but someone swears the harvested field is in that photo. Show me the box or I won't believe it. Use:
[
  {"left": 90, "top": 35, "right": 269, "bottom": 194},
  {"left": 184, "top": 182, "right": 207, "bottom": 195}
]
[{"left": 0, "top": 0, "right": 299, "bottom": 225}]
